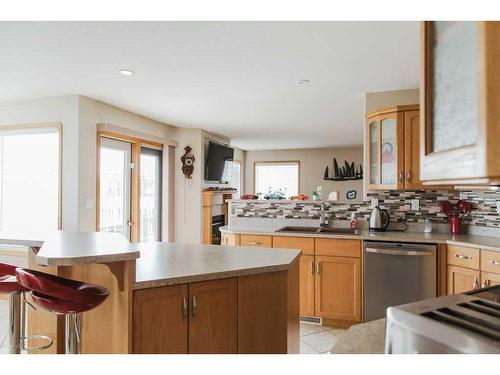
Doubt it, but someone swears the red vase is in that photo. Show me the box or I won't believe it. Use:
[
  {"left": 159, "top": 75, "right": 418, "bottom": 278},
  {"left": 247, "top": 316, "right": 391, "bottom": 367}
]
[{"left": 450, "top": 217, "right": 462, "bottom": 234}]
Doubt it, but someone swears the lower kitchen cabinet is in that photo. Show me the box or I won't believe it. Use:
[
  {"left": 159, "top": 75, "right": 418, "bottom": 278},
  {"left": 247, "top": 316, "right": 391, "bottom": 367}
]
[
  {"left": 188, "top": 278, "right": 237, "bottom": 354},
  {"left": 299, "top": 255, "right": 315, "bottom": 316},
  {"left": 133, "top": 278, "right": 237, "bottom": 354},
  {"left": 133, "top": 284, "right": 189, "bottom": 354},
  {"left": 447, "top": 265, "right": 480, "bottom": 294},
  {"left": 314, "top": 256, "right": 362, "bottom": 322}
]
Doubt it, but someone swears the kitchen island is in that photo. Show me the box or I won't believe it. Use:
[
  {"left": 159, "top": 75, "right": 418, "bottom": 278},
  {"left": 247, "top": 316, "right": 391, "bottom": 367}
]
[{"left": 3, "top": 231, "right": 300, "bottom": 354}]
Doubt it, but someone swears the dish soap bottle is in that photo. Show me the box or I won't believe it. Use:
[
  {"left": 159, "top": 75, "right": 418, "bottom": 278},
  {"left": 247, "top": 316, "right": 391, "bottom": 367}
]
[{"left": 350, "top": 212, "right": 358, "bottom": 229}]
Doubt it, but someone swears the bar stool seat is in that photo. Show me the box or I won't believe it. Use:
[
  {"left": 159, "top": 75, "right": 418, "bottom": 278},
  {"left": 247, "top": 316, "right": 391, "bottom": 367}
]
[
  {"left": 15, "top": 268, "right": 109, "bottom": 354},
  {"left": 15, "top": 269, "right": 109, "bottom": 314}
]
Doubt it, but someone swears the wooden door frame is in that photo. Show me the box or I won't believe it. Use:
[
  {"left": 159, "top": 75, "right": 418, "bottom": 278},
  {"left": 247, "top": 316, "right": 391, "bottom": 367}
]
[{"left": 96, "top": 130, "right": 163, "bottom": 242}]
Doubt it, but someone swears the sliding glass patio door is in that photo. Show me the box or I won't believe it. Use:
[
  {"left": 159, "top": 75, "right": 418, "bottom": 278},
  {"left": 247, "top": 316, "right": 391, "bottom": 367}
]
[
  {"left": 139, "top": 147, "right": 162, "bottom": 242},
  {"left": 99, "top": 138, "right": 132, "bottom": 240}
]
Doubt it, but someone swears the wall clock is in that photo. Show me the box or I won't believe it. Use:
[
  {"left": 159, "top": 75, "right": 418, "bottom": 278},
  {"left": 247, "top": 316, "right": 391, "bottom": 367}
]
[{"left": 181, "top": 146, "right": 195, "bottom": 179}]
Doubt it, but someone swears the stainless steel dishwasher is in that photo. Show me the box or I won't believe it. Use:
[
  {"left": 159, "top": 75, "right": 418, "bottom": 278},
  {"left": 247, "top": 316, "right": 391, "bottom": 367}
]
[{"left": 364, "top": 241, "right": 437, "bottom": 321}]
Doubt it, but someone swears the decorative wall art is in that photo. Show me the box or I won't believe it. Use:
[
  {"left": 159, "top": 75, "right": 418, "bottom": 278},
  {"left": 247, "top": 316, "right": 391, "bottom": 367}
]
[
  {"left": 346, "top": 190, "right": 357, "bottom": 200},
  {"left": 181, "top": 145, "right": 195, "bottom": 179},
  {"left": 323, "top": 158, "right": 363, "bottom": 181}
]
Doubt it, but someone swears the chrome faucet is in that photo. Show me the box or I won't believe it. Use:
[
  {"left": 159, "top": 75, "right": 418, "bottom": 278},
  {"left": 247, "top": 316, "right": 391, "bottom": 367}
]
[{"left": 319, "top": 202, "right": 331, "bottom": 228}]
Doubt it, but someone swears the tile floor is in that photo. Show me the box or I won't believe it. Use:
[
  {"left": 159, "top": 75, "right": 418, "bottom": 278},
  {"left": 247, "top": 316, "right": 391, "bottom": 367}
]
[
  {"left": 0, "top": 298, "right": 344, "bottom": 354},
  {"left": 299, "top": 322, "right": 346, "bottom": 354}
]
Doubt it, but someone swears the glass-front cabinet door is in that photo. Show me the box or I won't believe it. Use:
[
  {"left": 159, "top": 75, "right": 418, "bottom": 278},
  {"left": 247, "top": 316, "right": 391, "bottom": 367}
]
[{"left": 366, "top": 111, "right": 404, "bottom": 190}]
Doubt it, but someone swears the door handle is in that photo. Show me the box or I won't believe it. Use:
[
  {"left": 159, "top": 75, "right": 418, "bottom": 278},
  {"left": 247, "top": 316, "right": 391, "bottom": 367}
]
[
  {"left": 473, "top": 276, "right": 479, "bottom": 289},
  {"left": 182, "top": 296, "right": 188, "bottom": 321},
  {"left": 398, "top": 170, "right": 404, "bottom": 184},
  {"left": 482, "top": 279, "right": 488, "bottom": 288},
  {"left": 490, "top": 260, "right": 500, "bottom": 266},
  {"left": 365, "top": 248, "right": 434, "bottom": 256},
  {"left": 249, "top": 241, "right": 262, "bottom": 246},
  {"left": 406, "top": 171, "right": 412, "bottom": 183},
  {"left": 455, "top": 254, "right": 472, "bottom": 260},
  {"left": 309, "top": 261, "right": 314, "bottom": 275},
  {"left": 191, "top": 295, "right": 197, "bottom": 320},
  {"left": 316, "top": 262, "right": 321, "bottom": 275}
]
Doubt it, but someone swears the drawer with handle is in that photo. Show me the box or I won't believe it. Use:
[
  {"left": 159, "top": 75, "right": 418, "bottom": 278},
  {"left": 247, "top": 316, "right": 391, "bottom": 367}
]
[
  {"left": 480, "top": 250, "right": 500, "bottom": 274},
  {"left": 239, "top": 234, "right": 272, "bottom": 248},
  {"left": 447, "top": 245, "right": 480, "bottom": 269}
]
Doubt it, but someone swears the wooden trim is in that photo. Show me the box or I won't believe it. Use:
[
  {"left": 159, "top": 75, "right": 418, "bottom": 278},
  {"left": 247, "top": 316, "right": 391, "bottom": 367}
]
[
  {"left": 366, "top": 104, "right": 420, "bottom": 119},
  {"left": 253, "top": 160, "right": 301, "bottom": 195},
  {"left": 98, "top": 130, "right": 163, "bottom": 150},
  {"left": 130, "top": 143, "right": 140, "bottom": 242},
  {"left": 438, "top": 244, "right": 447, "bottom": 297}
]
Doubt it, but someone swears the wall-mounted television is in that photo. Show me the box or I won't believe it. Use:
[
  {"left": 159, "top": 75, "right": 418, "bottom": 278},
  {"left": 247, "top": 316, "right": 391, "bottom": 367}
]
[{"left": 205, "top": 140, "right": 234, "bottom": 183}]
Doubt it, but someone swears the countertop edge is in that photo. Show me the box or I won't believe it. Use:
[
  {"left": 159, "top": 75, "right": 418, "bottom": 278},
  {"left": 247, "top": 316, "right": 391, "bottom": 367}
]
[
  {"left": 220, "top": 227, "right": 500, "bottom": 252},
  {"left": 133, "top": 257, "right": 299, "bottom": 290},
  {"left": 36, "top": 250, "right": 141, "bottom": 266}
]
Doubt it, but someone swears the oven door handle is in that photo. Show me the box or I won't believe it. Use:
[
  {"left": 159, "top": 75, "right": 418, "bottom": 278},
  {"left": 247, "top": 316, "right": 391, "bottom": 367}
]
[{"left": 365, "top": 248, "right": 434, "bottom": 256}]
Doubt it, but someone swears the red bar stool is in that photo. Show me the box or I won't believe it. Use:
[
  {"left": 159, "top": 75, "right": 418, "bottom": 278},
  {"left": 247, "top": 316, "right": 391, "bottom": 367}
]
[
  {"left": 16, "top": 268, "right": 109, "bottom": 354},
  {"left": 0, "top": 263, "right": 29, "bottom": 354}
]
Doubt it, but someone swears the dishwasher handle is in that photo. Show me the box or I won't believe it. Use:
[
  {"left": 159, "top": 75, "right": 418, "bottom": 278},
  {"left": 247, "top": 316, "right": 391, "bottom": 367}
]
[{"left": 365, "top": 247, "right": 435, "bottom": 256}]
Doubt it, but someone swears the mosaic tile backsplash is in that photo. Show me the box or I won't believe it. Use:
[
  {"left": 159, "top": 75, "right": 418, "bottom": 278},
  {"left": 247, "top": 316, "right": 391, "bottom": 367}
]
[{"left": 230, "top": 190, "right": 500, "bottom": 228}]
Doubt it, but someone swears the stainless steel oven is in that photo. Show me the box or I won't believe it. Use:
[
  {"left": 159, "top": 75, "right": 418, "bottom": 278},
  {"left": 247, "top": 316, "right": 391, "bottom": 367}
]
[{"left": 364, "top": 241, "right": 437, "bottom": 321}]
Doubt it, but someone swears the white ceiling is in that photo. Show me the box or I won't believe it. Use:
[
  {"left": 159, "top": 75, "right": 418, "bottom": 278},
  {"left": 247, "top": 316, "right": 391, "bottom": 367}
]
[{"left": 0, "top": 21, "right": 419, "bottom": 150}]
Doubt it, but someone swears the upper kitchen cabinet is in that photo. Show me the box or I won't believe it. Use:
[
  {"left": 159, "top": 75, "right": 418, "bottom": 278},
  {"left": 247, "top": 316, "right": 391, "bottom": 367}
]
[
  {"left": 420, "top": 21, "right": 500, "bottom": 186},
  {"left": 366, "top": 105, "right": 423, "bottom": 190}
]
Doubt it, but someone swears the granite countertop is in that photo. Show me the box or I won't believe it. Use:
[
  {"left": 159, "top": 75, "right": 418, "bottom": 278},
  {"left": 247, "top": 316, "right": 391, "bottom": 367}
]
[
  {"left": 220, "top": 226, "right": 500, "bottom": 252},
  {"left": 0, "top": 230, "right": 140, "bottom": 266},
  {"left": 134, "top": 242, "right": 301, "bottom": 290}
]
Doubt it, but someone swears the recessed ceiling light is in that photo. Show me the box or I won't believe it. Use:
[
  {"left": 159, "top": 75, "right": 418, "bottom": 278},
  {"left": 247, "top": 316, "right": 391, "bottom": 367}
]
[
  {"left": 297, "top": 79, "right": 310, "bottom": 85},
  {"left": 120, "top": 69, "right": 134, "bottom": 76}
]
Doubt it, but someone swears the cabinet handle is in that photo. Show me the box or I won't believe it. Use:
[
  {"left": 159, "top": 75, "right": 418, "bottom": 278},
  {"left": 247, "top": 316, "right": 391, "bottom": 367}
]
[
  {"left": 482, "top": 280, "right": 488, "bottom": 288},
  {"left": 309, "top": 261, "right": 314, "bottom": 275},
  {"left": 249, "top": 241, "right": 262, "bottom": 246},
  {"left": 455, "top": 254, "right": 472, "bottom": 260},
  {"left": 398, "top": 170, "right": 404, "bottom": 184},
  {"left": 406, "top": 171, "right": 412, "bottom": 183},
  {"left": 182, "top": 296, "right": 188, "bottom": 320},
  {"left": 316, "top": 262, "right": 321, "bottom": 275},
  {"left": 473, "top": 276, "right": 480, "bottom": 289},
  {"left": 490, "top": 260, "right": 500, "bottom": 266},
  {"left": 191, "top": 295, "right": 197, "bottom": 320}
]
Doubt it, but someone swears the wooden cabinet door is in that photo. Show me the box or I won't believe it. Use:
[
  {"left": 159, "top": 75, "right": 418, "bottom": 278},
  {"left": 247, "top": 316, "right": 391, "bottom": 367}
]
[
  {"left": 299, "top": 255, "right": 315, "bottom": 316},
  {"left": 314, "top": 256, "right": 361, "bottom": 322},
  {"left": 447, "top": 265, "right": 481, "bottom": 295},
  {"left": 188, "top": 278, "right": 237, "bottom": 354},
  {"left": 367, "top": 115, "right": 380, "bottom": 187},
  {"left": 222, "top": 233, "right": 240, "bottom": 246},
  {"left": 404, "top": 110, "right": 424, "bottom": 189},
  {"left": 133, "top": 284, "right": 188, "bottom": 353},
  {"left": 481, "top": 271, "right": 500, "bottom": 288}
]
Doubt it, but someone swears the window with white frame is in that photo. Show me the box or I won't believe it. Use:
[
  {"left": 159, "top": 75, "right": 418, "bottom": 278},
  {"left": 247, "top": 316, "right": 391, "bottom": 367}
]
[
  {"left": 0, "top": 126, "right": 60, "bottom": 237},
  {"left": 254, "top": 162, "right": 299, "bottom": 198}
]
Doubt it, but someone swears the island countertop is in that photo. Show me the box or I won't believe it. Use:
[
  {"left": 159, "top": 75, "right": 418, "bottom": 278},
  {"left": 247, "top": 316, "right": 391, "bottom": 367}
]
[
  {"left": 134, "top": 242, "right": 301, "bottom": 290},
  {"left": 0, "top": 230, "right": 141, "bottom": 266}
]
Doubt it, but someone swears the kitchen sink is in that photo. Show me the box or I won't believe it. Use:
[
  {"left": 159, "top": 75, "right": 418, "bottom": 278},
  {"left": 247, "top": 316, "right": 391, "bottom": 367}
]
[{"left": 275, "top": 226, "right": 359, "bottom": 235}]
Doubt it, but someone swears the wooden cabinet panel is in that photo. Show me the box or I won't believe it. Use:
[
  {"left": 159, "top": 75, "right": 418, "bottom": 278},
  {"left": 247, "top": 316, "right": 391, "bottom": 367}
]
[
  {"left": 447, "top": 265, "right": 480, "bottom": 295},
  {"left": 133, "top": 284, "right": 188, "bottom": 354},
  {"left": 480, "top": 249, "right": 500, "bottom": 274},
  {"left": 315, "top": 256, "right": 361, "bottom": 322},
  {"left": 299, "top": 255, "right": 315, "bottom": 316},
  {"left": 481, "top": 271, "right": 500, "bottom": 288},
  {"left": 315, "top": 238, "right": 361, "bottom": 258},
  {"left": 188, "top": 278, "right": 237, "bottom": 354},
  {"left": 240, "top": 234, "right": 272, "bottom": 248},
  {"left": 222, "top": 233, "right": 240, "bottom": 246},
  {"left": 447, "top": 245, "right": 480, "bottom": 269},
  {"left": 404, "top": 110, "right": 424, "bottom": 189},
  {"left": 272, "top": 236, "right": 315, "bottom": 255}
]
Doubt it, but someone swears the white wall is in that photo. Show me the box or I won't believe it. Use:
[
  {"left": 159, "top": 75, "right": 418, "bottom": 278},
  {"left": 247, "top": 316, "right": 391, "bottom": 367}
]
[
  {"left": 244, "top": 146, "right": 364, "bottom": 203},
  {"left": 0, "top": 96, "right": 80, "bottom": 230},
  {"left": 77, "top": 96, "right": 176, "bottom": 231}
]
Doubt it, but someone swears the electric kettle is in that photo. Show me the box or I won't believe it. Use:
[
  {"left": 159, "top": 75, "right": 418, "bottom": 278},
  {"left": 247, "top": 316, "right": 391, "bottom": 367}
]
[{"left": 369, "top": 206, "right": 390, "bottom": 231}]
